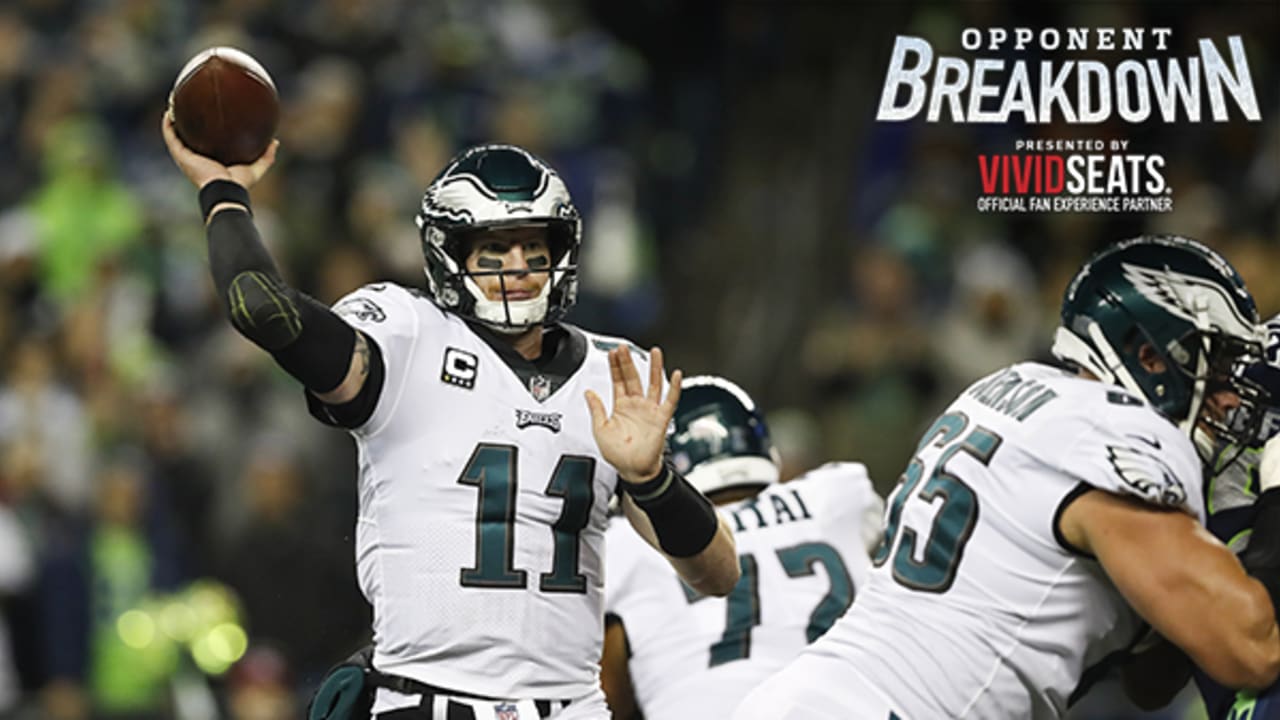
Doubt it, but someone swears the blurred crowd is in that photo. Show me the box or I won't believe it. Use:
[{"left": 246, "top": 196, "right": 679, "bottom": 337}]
[{"left": 0, "top": 0, "right": 1275, "bottom": 718}]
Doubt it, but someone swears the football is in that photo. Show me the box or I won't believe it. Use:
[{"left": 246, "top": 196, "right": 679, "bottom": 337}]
[{"left": 168, "top": 47, "right": 279, "bottom": 166}]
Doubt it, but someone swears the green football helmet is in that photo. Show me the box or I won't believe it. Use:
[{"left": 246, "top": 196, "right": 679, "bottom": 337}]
[
  {"left": 414, "top": 144, "right": 581, "bottom": 331},
  {"left": 1052, "top": 235, "right": 1268, "bottom": 447},
  {"left": 669, "top": 376, "right": 781, "bottom": 496}
]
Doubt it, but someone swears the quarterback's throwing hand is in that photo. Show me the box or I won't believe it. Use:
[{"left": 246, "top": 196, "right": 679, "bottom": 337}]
[
  {"left": 585, "top": 346, "right": 682, "bottom": 485},
  {"left": 161, "top": 111, "right": 278, "bottom": 191}
]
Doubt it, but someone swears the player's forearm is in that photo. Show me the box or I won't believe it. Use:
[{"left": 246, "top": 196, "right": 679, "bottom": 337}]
[
  {"left": 205, "top": 201, "right": 358, "bottom": 394},
  {"left": 621, "top": 474, "right": 741, "bottom": 596},
  {"left": 666, "top": 516, "right": 739, "bottom": 597},
  {"left": 1128, "top": 536, "right": 1280, "bottom": 690},
  {"left": 1070, "top": 489, "right": 1280, "bottom": 689},
  {"left": 1192, "top": 585, "right": 1280, "bottom": 690},
  {"left": 205, "top": 201, "right": 281, "bottom": 300},
  {"left": 1234, "top": 486, "right": 1280, "bottom": 689}
]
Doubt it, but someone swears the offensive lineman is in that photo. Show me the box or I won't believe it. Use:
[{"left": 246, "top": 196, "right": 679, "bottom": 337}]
[
  {"left": 733, "top": 236, "right": 1279, "bottom": 719},
  {"left": 600, "top": 376, "right": 884, "bottom": 718},
  {"left": 161, "top": 116, "right": 739, "bottom": 719}
]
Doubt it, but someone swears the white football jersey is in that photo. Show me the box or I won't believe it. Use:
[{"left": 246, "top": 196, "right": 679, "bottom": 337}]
[
  {"left": 324, "top": 283, "right": 655, "bottom": 699},
  {"left": 739, "top": 362, "right": 1204, "bottom": 720},
  {"left": 606, "top": 462, "right": 884, "bottom": 719}
]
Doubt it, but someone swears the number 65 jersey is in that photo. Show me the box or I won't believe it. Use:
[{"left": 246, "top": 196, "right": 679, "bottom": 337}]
[
  {"left": 736, "top": 361, "right": 1205, "bottom": 720},
  {"left": 313, "top": 283, "right": 655, "bottom": 700}
]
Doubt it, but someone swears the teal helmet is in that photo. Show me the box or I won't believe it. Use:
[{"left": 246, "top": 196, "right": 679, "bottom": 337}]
[
  {"left": 669, "top": 376, "right": 780, "bottom": 496},
  {"left": 1052, "top": 235, "right": 1268, "bottom": 447},
  {"left": 414, "top": 144, "right": 581, "bottom": 331}
]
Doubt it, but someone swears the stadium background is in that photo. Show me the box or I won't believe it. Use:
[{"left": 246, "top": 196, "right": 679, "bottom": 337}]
[{"left": 0, "top": 0, "right": 1275, "bottom": 718}]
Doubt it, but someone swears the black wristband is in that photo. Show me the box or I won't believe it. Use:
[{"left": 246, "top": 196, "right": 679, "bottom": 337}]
[
  {"left": 625, "top": 466, "right": 675, "bottom": 503},
  {"left": 624, "top": 466, "right": 719, "bottom": 558},
  {"left": 1241, "top": 487, "right": 1280, "bottom": 617},
  {"left": 199, "top": 179, "right": 252, "bottom": 223}
]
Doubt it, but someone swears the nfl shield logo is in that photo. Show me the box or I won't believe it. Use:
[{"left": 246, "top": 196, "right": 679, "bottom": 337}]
[
  {"left": 529, "top": 374, "right": 552, "bottom": 401},
  {"left": 494, "top": 703, "right": 520, "bottom": 720}
]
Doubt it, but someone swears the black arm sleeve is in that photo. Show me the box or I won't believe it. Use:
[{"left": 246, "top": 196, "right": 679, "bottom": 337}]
[
  {"left": 623, "top": 466, "right": 719, "bottom": 558},
  {"left": 305, "top": 334, "right": 386, "bottom": 429},
  {"left": 206, "top": 208, "right": 356, "bottom": 393}
]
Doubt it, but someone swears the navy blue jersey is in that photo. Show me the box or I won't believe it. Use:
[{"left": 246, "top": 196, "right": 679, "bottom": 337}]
[{"left": 1195, "top": 315, "right": 1280, "bottom": 720}]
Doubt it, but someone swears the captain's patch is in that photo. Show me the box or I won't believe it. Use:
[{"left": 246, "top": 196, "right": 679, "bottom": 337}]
[{"left": 442, "top": 347, "right": 479, "bottom": 389}]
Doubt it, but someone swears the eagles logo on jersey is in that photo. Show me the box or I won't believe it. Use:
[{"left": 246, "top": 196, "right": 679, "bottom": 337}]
[
  {"left": 1107, "top": 444, "right": 1186, "bottom": 506},
  {"left": 334, "top": 296, "right": 386, "bottom": 323},
  {"left": 414, "top": 144, "right": 582, "bottom": 332}
]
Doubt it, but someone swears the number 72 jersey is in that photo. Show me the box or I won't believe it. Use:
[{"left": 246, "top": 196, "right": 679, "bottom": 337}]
[
  {"left": 604, "top": 462, "right": 884, "bottom": 719},
  {"left": 804, "top": 361, "right": 1205, "bottom": 719}
]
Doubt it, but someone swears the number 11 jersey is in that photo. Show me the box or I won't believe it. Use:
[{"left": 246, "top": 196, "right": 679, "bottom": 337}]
[{"left": 318, "top": 282, "right": 648, "bottom": 700}]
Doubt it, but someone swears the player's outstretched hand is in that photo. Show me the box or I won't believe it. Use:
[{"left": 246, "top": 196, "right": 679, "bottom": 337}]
[
  {"left": 161, "top": 111, "right": 278, "bottom": 191},
  {"left": 585, "top": 346, "right": 682, "bottom": 485}
]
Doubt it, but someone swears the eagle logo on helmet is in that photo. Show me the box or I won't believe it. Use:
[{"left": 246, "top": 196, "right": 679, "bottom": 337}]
[
  {"left": 1123, "top": 263, "right": 1260, "bottom": 341},
  {"left": 418, "top": 190, "right": 473, "bottom": 226},
  {"left": 675, "top": 416, "right": 732, "bottom": 458}
]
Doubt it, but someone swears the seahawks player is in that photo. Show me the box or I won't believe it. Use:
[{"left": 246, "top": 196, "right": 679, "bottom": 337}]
[
  {"left": 1195, "top": 315, "right": 1280, "bottom": 719},
  {"left": 161, "top": 117, "right": 739, "bottom": 720},
  {"left": 600, "top": 376, "right": 884, "bottom": 719},
  {"left": 733, "top": 236, "right": 1278, "bottom": 719}
]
